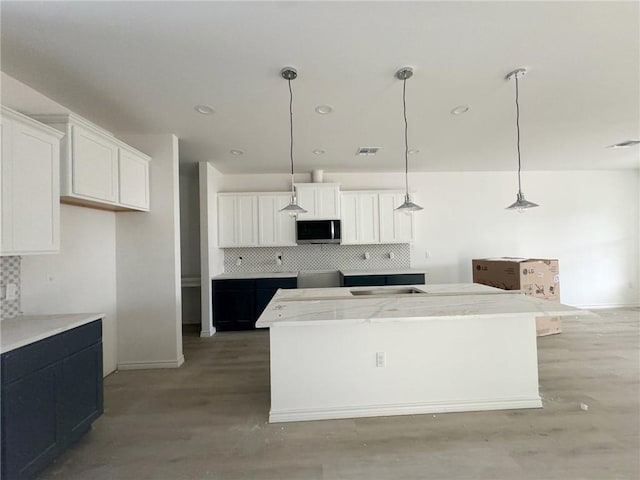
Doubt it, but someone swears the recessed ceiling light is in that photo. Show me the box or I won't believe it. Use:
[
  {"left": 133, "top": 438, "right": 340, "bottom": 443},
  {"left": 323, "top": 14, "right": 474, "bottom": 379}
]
[
  {"left": 606, "top": 140, "right": 640, "bottom": 149},
  {"left": 230, "top": 149, "right": 244, "bottom": 155},
  {"left": 408, "top": 149, "right": 420, "bottom": 155},
  {"left": 312, "top": 149, "right": 325, "bottom": 155},
  {"left": 450, "top": 105, "right": 470, "bottom": 115},
  {"left": 194, "top": 105, "right": 214, "bottom": 115},
  {"left": 315, "top": 105, "right": 333, "bottom": 115}
]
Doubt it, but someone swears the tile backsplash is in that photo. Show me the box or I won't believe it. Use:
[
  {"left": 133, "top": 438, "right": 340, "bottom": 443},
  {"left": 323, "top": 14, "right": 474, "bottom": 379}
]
[
  {"left": 1, "top": 256, "right": 22, "bottom": 319},
  {"left": 224, "top": 244, "right": 410, "bottom": 273}
]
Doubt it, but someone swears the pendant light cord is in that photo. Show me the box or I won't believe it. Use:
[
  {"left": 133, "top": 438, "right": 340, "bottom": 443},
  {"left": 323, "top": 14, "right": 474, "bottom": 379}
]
[
  {"left": 288, "top": 78, "right": 295, "bottom": 195},
  {"left": 515, "top": 72, "right": 522, "bottom": 194},
  {"left": 403, "top": 78, "right": 409, "bottom": 196}
]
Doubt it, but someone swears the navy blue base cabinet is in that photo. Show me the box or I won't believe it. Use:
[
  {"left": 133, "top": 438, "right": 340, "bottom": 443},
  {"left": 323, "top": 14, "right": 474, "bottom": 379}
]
[
  {"left": 1, "top": 320, "right": 103, "bottom": 480},
  {"left": 340, "top": 273, "right": 425, "bottom": 287},
  {"left": 213, "top": 277, "right": 297, "bottom": 331}
]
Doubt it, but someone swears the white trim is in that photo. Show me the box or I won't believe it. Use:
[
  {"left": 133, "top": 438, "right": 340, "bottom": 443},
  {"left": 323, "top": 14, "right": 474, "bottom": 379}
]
[
  {"left": 117, "top": 355, "right": 184, "bottom": 370},
  {"left": 572, "top": 303, "right": 640, "bottom": 310},
  {"left": 1, "top": 107, "right": 65, "bottom": 138},
  {"left": 269, "top": 397, "right": 542, "bottom": 423},
  {"left": 200, "top": 328, "right": 216, "bottom": 337}
]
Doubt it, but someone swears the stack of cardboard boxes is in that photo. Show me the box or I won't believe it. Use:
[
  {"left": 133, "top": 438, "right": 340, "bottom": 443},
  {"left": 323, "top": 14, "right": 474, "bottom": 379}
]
[{"left": 472, "top": 258, "right": 562, "bottom": 336}]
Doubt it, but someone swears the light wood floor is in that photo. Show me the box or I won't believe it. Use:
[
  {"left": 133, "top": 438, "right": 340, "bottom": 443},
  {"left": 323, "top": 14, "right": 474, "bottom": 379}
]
[{"left": 40, "top": 308, "right": 639, "bottom": 480}]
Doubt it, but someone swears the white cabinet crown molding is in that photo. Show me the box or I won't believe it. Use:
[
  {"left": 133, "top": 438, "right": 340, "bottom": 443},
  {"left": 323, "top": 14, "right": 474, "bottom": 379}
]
[
  {"left": 31, "top": 113, "right": 150, "bottom": 161},
  {"left": 1, "top": 107, "right": 65, "bottom": 140}
]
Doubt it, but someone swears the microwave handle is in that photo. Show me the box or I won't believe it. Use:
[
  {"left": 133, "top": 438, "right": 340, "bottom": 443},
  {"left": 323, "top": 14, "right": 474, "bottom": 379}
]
[{"left": 331, "top": 221, "right": 335, "bottom": 239}]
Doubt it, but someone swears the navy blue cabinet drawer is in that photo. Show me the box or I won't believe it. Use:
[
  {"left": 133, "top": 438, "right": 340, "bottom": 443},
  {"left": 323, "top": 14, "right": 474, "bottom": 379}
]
[
  {"left": 386, "top": 274, "right": 425, "bottom": 285},
  {"left": 2, "top": 321, "right": 102, "bottom": 385},
  {"left": 343, "top": 275, "right": 386, "bottom": 287},
  {"left": 213, "top": 279, "right": 255, "bottom": 291},
  {"left": 255, "top": 277, "right": 297, "bottom": 290}
]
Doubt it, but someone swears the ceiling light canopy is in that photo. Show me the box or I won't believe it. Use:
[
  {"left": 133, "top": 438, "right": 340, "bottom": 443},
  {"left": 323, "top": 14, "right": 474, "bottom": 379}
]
[
  {"left": 394, "top": 67, "right": 423, "bottom": 213},
  {"left": 194, "top": 105, "right": 214, "bottom": 115},
  {"left": 312, "top": 149, "right": 325, "bottom": 155},
  {"left": 315, "top": 105, "right": 333, "bottom": 115},
  {"left": 230, "top": 149, "right": 244, "bottom": 155},
  {"left": 504, "top": 68, "right": 539, "bottom": 212},
  {"left": 450, "top": 105, "right": 470, "bottom": 115},
  {"left": 279, "top": 67, "right": 307, "bottom": 216}
]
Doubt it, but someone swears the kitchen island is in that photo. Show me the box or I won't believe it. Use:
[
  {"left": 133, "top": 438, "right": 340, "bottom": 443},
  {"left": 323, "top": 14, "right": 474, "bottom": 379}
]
[{"left": 256, "top": 283, "right": 588, "bottom": 423}]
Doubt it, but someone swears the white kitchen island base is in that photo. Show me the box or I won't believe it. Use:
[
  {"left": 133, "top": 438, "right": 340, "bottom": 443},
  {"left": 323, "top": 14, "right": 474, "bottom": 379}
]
[
  {"left": 258, "top": 284, "right": 587, "bottom": 423},
  {"left": 269, "top": 314, "right": 541, "bottom": 423}
]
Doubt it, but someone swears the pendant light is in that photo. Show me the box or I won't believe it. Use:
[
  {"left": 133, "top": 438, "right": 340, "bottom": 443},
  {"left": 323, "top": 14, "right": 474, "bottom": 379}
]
[
  {"left": 505, "top": 68, "right": 539, "bottom": 212},
  {"left": 279, "top": 67, "right": 307, "bottom": 215},
  {"left": 394, "top": 67, "right": 423, "bottom": 213}
]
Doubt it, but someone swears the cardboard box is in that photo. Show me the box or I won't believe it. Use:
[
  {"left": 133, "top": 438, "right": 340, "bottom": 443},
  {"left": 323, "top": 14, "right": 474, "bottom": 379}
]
[
  {"left": 472, "top": 258, "right": 560, "bottom": 301},
  {"left": 535, "top": 316, "right": 562, "bottom": 337}
]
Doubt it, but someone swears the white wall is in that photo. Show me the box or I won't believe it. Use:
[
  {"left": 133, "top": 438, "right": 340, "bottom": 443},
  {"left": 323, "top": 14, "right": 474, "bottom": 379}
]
[
  {"left": 199, "top": 162, "right": 224, "bottom": 336},
  {"left": 21, "top": 205, "right": 118, "bottom": 375},
  {"left": 217, "top": 169, "right": 640, "bottom": 308},
  {"left": 116, "top": 134, "right": 183, "bottom": 369}
]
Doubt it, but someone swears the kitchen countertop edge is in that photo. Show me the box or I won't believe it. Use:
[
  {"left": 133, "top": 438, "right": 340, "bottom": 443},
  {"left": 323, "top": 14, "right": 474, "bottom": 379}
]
[
  {"left": 1, "top": 313, "right": 105, "bottom": 354},
  {"left": 212, "top": 272, "right": 299, "bottom": 280}
]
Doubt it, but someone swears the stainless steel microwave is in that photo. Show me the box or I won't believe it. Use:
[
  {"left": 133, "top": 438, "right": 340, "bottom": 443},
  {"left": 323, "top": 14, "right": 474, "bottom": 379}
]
[{"left": 296, "top": 219, "right": 341, "bottom": 244}]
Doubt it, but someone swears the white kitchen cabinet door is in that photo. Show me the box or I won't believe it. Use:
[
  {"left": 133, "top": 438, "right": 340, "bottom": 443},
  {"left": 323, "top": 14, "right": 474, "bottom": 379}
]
[
  {"left": 119, "top": 148, "right": 150, "bottom": 211},
  {"left": 237, "top": 196, "right": 258, "bottom": 246},
  {"left": 340, "top": 194, "right": 359, "bottom": 244},
  {"left": 71, "top": 124, "right": 119, "bottom": 203},
  {"left": 218, "top": 195, "right": 237, "bottom": 247},
  {"left": 318, "top": 185, "right": 341, "bottom": 219},
  {"left": 1, "top": 107, "right": 62, "bottom": 256},
  {"left": 258, "top": 194, "right": 296, "bottom": 246},
  {"left": 217, "top": 194, "right": 259, "bottom": 247},
  {"left": 379, "top": 192, "right": 415, "bottom": 244},
  {"left": 295, "top": 186, "right": 317, "bottom": 219},
  {"left": 1, "top": 115, "right": 10, "bottom": 254},
  {"left": 340, "top": 192, "right": 379, "bottom": 245},
  {"left": 295, "top": 184, "right": 341, "bottom": 219}
]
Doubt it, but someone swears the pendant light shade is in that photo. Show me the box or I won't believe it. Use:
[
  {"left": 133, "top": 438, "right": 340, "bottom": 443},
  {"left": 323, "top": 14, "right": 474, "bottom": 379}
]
[
  {"left": 279, "top": 67, "right": 307, "bottom": 215},
  {"left": 505, "top": 68, "right": 539, "bottom": 212},
  {"left": 506, "top": 191, "right": 539, "bottom": 210},
  {"left": 394, "top": 67, "right": 423, "bottom": 213}
]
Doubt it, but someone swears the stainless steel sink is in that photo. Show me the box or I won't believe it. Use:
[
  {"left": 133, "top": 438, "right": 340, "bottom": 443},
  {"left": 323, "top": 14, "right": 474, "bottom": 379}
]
[{"left": 350, "top": 287, "right": 426, "bottom": 296}]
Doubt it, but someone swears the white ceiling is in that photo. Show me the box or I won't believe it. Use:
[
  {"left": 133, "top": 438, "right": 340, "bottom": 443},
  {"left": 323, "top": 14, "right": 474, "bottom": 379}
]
[{"left": 1, "top": 1, "right": 638, "bottom": 173}]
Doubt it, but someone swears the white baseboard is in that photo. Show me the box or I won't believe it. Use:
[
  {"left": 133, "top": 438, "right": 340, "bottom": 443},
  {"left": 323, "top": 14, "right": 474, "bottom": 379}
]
[
  {"left": 117, "top": 355, "right": 184, "bottom": 370},
  {"left": 200, "top": 328, "right": 216, "bottom": 337},
  {"left": 573, "top": 303, "right": 640, "bottom": 310},
  {"left": 269, "top": 396, "right": 542, "bottom": 423}
]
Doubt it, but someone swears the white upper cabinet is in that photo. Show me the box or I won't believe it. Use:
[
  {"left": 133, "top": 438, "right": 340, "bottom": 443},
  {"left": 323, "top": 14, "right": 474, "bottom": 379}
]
[
  {"left": 294, "top": 183, "right": 341, "bottom": 219},
  {"left": 218, "top": 193, "right": 296, "bottom": 248},
  {"left": 1, "top": 107, "right": 63, "bottom": 256},
  {"left": 340, "top": 192, "right": 380, "bottom": 245},
  {"left": 119, "top": 147, "right": 150, "bottom": 210},
  {"left": 33, "top": 113, "right": 150, "bottom": 212},
  {"left": 218, "top": 194, "right": 259, "bottom": 247},
  {"left": 379, "top": 192, "right": 415, "bottom": 243},
  {"left": 258, "top": 194, "right": 296, "bottom": 246}
]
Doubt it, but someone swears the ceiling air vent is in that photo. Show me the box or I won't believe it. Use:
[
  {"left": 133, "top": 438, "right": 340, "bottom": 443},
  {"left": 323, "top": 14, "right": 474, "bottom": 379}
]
[{"left": 356, "top": 147, "right": 380, "bottom": 156}]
